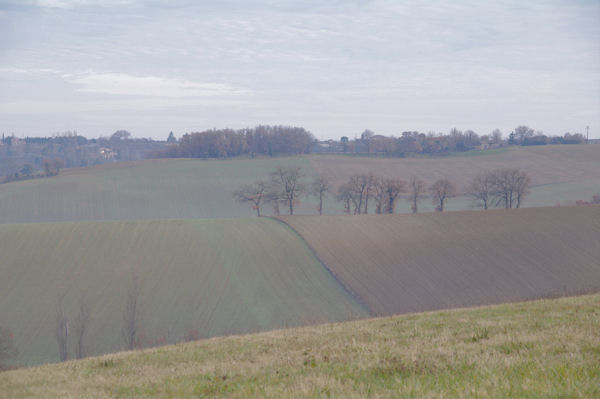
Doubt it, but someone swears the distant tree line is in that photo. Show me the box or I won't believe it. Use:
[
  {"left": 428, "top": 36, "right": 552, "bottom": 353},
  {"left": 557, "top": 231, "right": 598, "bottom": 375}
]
[
  {"left": 234, "top": 166, "right": 533, "bottom": 216},
  {"left": 0, "top": 131, "right": 168, "bottom": 179},
  {"left": 152, "top": 125, "right": 314, "bottom": 159},
  {"left": 574, "top": 193, "right": 600, "bottom": 206},
  {"left": 315, "top": 126, "right": 588, "bottom": 157},
  {"left": 1, "top": 123, "right": 590, "bottom": 179},
  {"left": 1, "top": 158, "right": 67, "bottom": 183}
]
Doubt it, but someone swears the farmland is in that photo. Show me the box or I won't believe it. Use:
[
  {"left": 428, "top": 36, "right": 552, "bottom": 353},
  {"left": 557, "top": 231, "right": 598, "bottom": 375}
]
[
  {"left": 280, "top": 205, "right": 600, "bottom": 316},
  {"left": 0, "top": 145, "right": 598, "bottom": 223},
  {"left": 0, "top": 218, "right": 367, "bottom": 366},
  {"left": 1, "top": 205, "right": 598, "bottom": 367},
  {"left": 1, "top": 144, "right": 599, "bottom": 374},
  {"left": 2, "top": 294, "right": 599, "bottom": 398}
]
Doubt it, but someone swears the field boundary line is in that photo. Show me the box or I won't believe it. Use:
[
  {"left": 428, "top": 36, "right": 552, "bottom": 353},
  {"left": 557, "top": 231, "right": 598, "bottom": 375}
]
[{"left": 268, "top": 216, "right": 373, "bottom": 315}]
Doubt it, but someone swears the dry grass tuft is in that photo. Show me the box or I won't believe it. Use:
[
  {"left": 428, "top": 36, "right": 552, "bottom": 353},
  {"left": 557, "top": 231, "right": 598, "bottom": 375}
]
[{"left": 1, "top": 294, "right": 599, "bottom": 398}]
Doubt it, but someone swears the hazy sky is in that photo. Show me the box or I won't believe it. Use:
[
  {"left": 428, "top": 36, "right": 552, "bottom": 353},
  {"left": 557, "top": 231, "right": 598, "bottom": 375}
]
[{"left": 1, "top": 0, "right": 599, "bottom": 140}]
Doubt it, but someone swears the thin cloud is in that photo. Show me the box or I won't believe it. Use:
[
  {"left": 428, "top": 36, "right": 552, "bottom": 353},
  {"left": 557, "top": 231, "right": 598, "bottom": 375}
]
[
  {"left": 0, "top": 0, "right": 598, "bottom": 138},
  {"left": 63, "top": 72, "right": 248, "bottom": 98}
]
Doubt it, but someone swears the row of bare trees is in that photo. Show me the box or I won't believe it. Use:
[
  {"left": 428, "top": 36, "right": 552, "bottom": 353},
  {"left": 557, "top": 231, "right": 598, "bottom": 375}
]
[
  {"left": 234, "top": 166, "right": 313, "bottom": 216},
  {"left": 335, "top": 174, "right": 457, "bottom": 214},
  {"left": 465, "top": 169, "right": 531, "bottom": 210},
  {"left": 337, "top": 174, "right": 405, "bottom": 214},
  {"left": 235, "top": 166, "right": 532, "bottom": 216},
  {"left": 51, "top": 274, "right": 142, "bottom": 362}
]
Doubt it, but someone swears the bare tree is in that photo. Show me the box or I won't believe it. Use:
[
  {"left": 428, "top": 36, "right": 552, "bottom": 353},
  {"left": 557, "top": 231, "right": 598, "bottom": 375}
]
[
  {"left": 408, "top": 176, "right": 427, "bottom": 213},
  {"left": 513, "top": 171, "right": 531, "bottom": 209},
  {"left": 74, "top": 294, "right": 91, "bottom": 359},
  {"left": 465, "top": 171, "right": 495, "bottom": 210},
  {"left": 430, "top": 178, "right": 456, "bottom": 212},
  {"left": 493, "top": 168, "right": 531, "bottom": 208},
  {"left": 43, "top": 158, "right": 65, "bottom": 177},
  {"left": 0, "top": 326, "right": 17, "bottom": 369},
  {"left": 347, "top": 174, "right": 374, "bottom": 214},
  {"left": 372, "top": 177, "right": 386, "bottom": 214},
  {"left": 56, "top": 295, "right": 69, "bottom": 362},
  {"left": 512, "top": 125, "right": 534, "bottom": 144},
  {"left": 310, "top": 175, "right": 330, "bottom": 215},
  {"left": 264, "top": 188, "right": 283, "bottom": 216},
  {"left": 383, "top": 178, "right": 406, "bottom": 214},
  {"left": 362, "top": 173, "right": 376, "bottom": 214},
  {"left": 233, "top": 180, "right": 269, "bottom": 216},
  {"left": 270, "top": 166, "right": 305, "bottom": 215},
  {"left": 491, "top": 129, "right": 503, "bottom": 144},
  {"left": 122, "top": 274, "right": 141, "bottom": 351},
  {"left": 336, "top": 183, "right": 355, "bottom": 214}
]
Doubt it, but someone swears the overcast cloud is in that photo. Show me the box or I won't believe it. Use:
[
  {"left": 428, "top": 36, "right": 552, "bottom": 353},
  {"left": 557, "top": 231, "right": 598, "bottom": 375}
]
[{"left": 0, "top": 0, "right": 598, "bottom": 139}]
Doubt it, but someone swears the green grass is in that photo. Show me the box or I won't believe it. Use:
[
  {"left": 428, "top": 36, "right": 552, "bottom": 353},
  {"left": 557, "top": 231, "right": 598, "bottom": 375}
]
[
  {"left": 1, "top": 294, "right": 598, "bottom": 398},
  {"left": 0, "top": 218, "right": 367, "bottom": 366}
]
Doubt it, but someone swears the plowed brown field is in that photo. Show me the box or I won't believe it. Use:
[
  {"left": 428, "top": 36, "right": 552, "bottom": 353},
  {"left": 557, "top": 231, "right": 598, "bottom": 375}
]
[{"left": 279, "top": 205, "right": 600, "bottom": 315}]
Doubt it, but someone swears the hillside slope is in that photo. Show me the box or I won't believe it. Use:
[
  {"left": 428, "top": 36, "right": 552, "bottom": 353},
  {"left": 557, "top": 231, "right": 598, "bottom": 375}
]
[
  {"left": 310, "top": 144, "right": 600, "bottom": 188},
  {"left": 0, "top": 145, "right": 598, "bottom": 223},
  {"left": 0, "top": 218, "right": 367, "bottom": 366},
  {"left": 310, "top": 144, "right": 600, "bottom": 213},
  {"left": 280, "top": 205, "right": 600, "bottom": 315},
  {"left": 2, "top": 294, "right": 599, "bottom": 398},
  {"left": 0, "top": 157, "right": 312, "bottom": 223}
]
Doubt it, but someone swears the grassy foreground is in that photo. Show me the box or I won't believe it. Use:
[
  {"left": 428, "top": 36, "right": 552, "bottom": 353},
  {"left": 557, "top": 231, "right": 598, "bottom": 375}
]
[{"left": 2, "top": 294, "right": 599, "bottom": 398}]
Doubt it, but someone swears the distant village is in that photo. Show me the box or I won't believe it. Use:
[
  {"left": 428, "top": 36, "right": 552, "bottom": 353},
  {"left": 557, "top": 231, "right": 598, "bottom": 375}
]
[{"left": 0, "top": 125, "right": 594, "bottom": 182}]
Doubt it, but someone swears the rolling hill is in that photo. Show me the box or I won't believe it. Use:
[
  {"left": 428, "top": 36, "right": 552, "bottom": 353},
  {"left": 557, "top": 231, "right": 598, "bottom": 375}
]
[
  {"left": 0, "top": 218, "right": 367, "bottom": 366},
  {"left": 2, "top": 294, "right": 599, "bottom": 398},
  {"left": 0, "top": 145, "right": 598, "bottom": 223},
  {"left": 279, "top": 205, "right": 600, "bottom": 315},
  {"left": 1, "top": 205, "right": 598, "bottom": 367}
]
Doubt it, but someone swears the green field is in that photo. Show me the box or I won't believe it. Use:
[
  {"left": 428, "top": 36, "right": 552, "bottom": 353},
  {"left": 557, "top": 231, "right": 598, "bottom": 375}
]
[
  {"left": 0, "top": 218, "right": 367, "bottom": 366},
  {"left": 2, "top": 294, "right": 598, "bottom": 398},
  {"left": 0, "top": 145, "right": 598, "bottom": 223},
  {"left": 0, "top": 157, "right": 313, "bottom": 223}
]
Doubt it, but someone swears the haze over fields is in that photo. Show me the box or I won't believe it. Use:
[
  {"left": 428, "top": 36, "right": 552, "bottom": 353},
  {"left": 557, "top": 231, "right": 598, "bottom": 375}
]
[
  {"left": 1, "top": 2, "right": 599, "bottom": 396},
  {"left": 0, "top": 145, "right": 598, "bottom": 223}
]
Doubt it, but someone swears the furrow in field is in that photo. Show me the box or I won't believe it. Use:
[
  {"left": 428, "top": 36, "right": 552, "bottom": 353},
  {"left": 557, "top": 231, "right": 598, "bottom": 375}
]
[
  {"left": 280, "top": 205, "right": 600, "bottom": 316},
  {"left": 0, "top": 218, "right": 368, "bottom": 366}
]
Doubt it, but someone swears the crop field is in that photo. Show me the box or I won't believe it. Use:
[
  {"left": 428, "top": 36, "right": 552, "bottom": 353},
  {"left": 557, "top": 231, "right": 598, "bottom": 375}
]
[
  {"left": 309, "top": 144, "right": 600, "bottom": 189},
  {"left": 280, "top": 205, "right": 600, "bottom": 316},
  {"left": 0, "top": 145, "right": 598, "bottom": 223},
  {"left": 0, "top": 157, "right": 313, "bottom": 223},
  {"left": 0, "top": 218, "right": 367, "bottom": 366},
  {"left": 2, "top": 294, "right": 598, "bottom": 398}
]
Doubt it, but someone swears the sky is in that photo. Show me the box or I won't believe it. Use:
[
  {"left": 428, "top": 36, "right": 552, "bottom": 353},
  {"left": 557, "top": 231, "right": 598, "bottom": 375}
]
[{"left": 0, "top": 0, "right": 599, "bottom": 140}]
